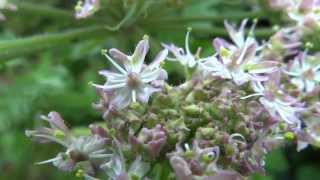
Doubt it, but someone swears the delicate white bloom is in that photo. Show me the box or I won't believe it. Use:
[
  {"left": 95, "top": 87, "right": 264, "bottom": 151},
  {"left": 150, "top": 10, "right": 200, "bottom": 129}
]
[
  {"left": 93, "top": 36, "right": 168, "bottom": 109},
  {"left": 306, "top": 115, "right": 320, "bottom": 145},
  {"left": 267, "top": 0, "right": 293, "bottom": 10},
  {"left": 0, "top": 0, "right": 17, "bottom": 20},
  {"left": 162, "top": 29, "right": 199, "bottom": 68},
  {"left": 200, "top": 20, "right": 278, "bottom": 85},
  {"left": 242, "top": 72, "right": 304, "bottom": 127},
  {"left": 285, "top": 52, "right": 320, "bottom": 92},
  {"left": 101, "top": 155, "right": 150, "bottom": 180},
  {"left": 36, "top": 135, "right": 110, "bottom": 173},
  {"left": 75, "top": 0, "right": 100, "bottom": 19},
  {"left": 287, "top": 0, "right": 320, "bottom": 29}
]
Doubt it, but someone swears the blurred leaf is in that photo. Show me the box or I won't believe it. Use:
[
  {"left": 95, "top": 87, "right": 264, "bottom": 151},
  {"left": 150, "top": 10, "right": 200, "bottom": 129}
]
[
  {"left": 265, "top": 149, "right": 289, "bottom": 173},
  {"left": 297, "top": 165, "right": 320, "bottom": 180}
]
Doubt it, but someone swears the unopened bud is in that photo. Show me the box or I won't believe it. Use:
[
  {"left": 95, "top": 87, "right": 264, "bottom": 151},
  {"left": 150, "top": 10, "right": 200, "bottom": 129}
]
[
  {"left": 183, "top": 104, "right": 202, "bottom": 117},
  {"left": 284, "top": 131, "right": 295, "bottom": 141}
]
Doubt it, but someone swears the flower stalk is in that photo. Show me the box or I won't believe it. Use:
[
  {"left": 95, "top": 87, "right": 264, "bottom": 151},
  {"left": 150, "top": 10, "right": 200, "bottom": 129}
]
[{"left": 0, "top": 25, "right": 110, "bottom": 60}]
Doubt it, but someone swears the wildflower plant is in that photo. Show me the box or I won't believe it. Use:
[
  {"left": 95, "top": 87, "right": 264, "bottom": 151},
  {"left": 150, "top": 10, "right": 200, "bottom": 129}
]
[
  {"left": 26, "top": 17, "right": 320, "bottom": 179},
  {"left": 1, "top": 0, "right": 319, "bottom": 179}
]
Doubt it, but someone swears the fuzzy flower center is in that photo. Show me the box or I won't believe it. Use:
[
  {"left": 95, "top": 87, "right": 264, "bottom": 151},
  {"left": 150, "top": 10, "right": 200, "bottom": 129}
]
[
  {"left": 127, "top": 72, "right": 141, "bottom": 88},
  {"left": 302, "top": 68, "right": 315, "bottom": 80}
]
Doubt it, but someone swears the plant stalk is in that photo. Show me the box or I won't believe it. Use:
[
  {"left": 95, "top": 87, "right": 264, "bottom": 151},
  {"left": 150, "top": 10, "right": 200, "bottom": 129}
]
[{"left": 0, "top": 26, "right": 111, "bottom": 60}]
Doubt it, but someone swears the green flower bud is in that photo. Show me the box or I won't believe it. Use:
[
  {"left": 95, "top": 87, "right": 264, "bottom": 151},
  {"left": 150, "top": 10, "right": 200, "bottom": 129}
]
[
  {"left": 184, "top": 150, "right": 193, "bottom": 159},
  {"left": 220, "top": 47, "right": 230, "bottom": 58},
  {"left": 183, "top": 104, "right": 202, "bottom": 117},
  {"left": 199, "top": 127, "right": 215, "bottom": 138},
  {"left": 225, "top": 144, "right": 235, "bottom": 157},
  {"left": 185, "top": 92, "right": 195, "bottom": 103},
  {"left": 130, "top": 102, "right": 144, "bottom": 112},
  {"left": 53, "top": 129, "right": 65, "bottom": 139},
  {"left": 204, "top": 103, "right": 222, "bottom": 121},
  {"left": 129, "top": 174, "right": 139, "bottom": 180},
  {"left": 284, "top": 131, "right": 295, "bottom": 141},
  {"left": 75, "top": 169, "right": 84, "bottom": 178},
  {"left": 202, "top": 152, "right": 216, "bottom": 164},
  {"left": 162, "top": 109, "right": 179, "bottom": 116},
  {"left": 193, "top": 89, "right": 208, "bottom": 101},
  {"left": 154, "top": 94, "right": 173, "bottom": 108}
]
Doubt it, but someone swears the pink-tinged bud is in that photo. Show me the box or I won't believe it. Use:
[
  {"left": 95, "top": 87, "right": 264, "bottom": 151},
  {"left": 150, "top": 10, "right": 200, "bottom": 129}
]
[
  {"left": 267, "top": 0, "right": 292, "bottom": 10},
  {"left": 169, "top": 156, "right": 193, "bottom": 180},
  {"left": 46, "top": 111, "right": 69, "bottom": 133},
  {"left": 138, "top": 124, "right": 167, "bottom": 157},
  {"left": 203, "top": 170, "right": 242, "bottom": 180},
  {"left": 115, "top": 173, "right": 129, "bottom": 180},
  {"left": 89, "top": 124, "right": 109, "bottom": 138},
  {"left": 25, "top": 112, "right": 70, "bottom": 145},
  {"left": 299, "top": 0, "right": 315, "bottom": 13},
  {"left": 303, "top": 14, "right": 318, "bottom": 28}
]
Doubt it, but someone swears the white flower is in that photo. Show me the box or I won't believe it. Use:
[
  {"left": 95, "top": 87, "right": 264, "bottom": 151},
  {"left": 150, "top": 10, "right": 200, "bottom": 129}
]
[
  {"left": 75, "top": 0, "right": 100, "bottom": 19},
  {"left": 285, "top": 52, "right": 320, "bottom": 92},
  {"left": 287, "top": 0, "right": 320, "bottom": 29},
  {"left": 200, "top": 20, "right": 278, "bottom": 85},
  {"left": 93, "top": 36, "right": 168, "bottom": 109},
  {"left": 162, "top": 28, "right": 198, "bottom": 68},
  {"left": 101, "top": 147, "right": 150, "bottom": 180},
  {"left": 242, "top": 72, "right": 304, "bottom": 127}
]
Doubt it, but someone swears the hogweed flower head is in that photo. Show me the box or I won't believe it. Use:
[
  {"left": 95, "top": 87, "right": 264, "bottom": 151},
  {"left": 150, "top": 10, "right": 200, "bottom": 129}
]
[
  {"left": 26, "top": 16, "right": 320, "bottom": 179},
  {"left": 75, "top": 0, "right": 100, "bottom": 19},
  {"left": 93, "top": 35, "right": 168, "bottom": 109},
  {"left": 201, "top": 19, "right": 278, "bottom": 85}
]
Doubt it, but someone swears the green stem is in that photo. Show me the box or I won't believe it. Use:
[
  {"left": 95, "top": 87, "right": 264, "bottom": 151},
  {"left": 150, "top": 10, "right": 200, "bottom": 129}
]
[
  {"left": 0, "top": 26, "right": 111, "bottom": 60},
  {"left": 105, "top": 2, "right": 138, "bottom": 31},
  {"left": 11, "top": 1, "right": 106, "bottom": 23},
  {"left": 13, "top": 1, "right": 73, "bottom": 19},
  {"left": 184, "top": 66, "right": 191, "bottom": 81}
]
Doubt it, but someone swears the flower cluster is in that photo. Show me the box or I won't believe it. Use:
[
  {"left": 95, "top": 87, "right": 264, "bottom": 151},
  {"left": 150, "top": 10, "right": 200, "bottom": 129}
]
[{"left": 27, "top": 17, "right": 320, "bottom": 180}]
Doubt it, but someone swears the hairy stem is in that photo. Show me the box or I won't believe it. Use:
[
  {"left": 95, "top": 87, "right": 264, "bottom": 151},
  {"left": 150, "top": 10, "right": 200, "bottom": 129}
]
[{"left": 0, "top": 26, "right": 111, "bottom": 60}]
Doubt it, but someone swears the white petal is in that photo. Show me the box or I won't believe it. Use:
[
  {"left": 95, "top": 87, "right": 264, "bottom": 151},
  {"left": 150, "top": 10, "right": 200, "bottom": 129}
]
[
  {"left": 103, "top": 53, "right": 127, "bottom": 74},
  {"left": 291, "top": 78, "right": 305, "bottom": 91}
]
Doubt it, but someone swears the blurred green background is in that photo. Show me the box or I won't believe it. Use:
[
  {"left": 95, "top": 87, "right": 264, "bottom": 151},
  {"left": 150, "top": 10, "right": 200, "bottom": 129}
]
[{"left": 0, "top": 0, "right": 320, "bottom": 179}]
